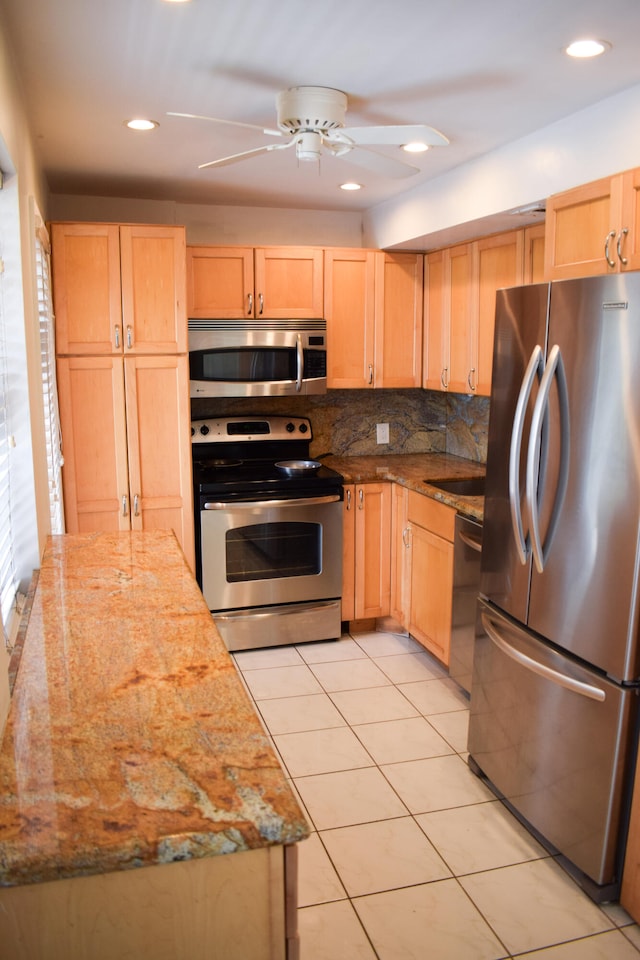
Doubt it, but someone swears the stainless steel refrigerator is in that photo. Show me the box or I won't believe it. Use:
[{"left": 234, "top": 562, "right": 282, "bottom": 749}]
[{"left": 468, "top": 273, "right": 640, "bottom": 902}]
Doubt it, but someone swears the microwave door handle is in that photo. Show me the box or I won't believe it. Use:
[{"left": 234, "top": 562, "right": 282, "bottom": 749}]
[
  {"left": 295, "top": 335, "right": 303, "bottom": 392},
  {"left": 509, "top": 345, "right": 543, "bottom": 564}
]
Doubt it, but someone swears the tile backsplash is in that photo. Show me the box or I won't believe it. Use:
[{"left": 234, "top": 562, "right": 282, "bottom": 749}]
[{"left": 191, "top": 389, "right": 489, "bottom": 463}]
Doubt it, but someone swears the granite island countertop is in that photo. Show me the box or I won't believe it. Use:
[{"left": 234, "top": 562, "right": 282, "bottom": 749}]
[
  {"left": 327, "top": 452, "right": 485, "bottom": 522},
  {"left": 0, "top": 531, "right": 309, "bottom": 889}
]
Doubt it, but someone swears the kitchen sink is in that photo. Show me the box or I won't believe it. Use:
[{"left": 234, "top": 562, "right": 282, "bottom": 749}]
[{"left": 427, "top": 476, "right": 486, "bottom": 497}]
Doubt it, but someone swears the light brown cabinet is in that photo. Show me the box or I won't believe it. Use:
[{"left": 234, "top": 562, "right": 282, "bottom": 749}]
[
  {"left": 187, "top": 245, "right": 324, "bottom": 318},
  {"left": 342, "top": 482, "right": 392, "bottom": 622},
  {"left": 404, "top": 491, "right": 456, "bottom": 665},
  {"left": 544, "top": 168, "right": 640, "bottom": 279},
  {"left": 52, "top": 223, "right": 187, "bottom": 355},
  {"left": 56, "top": 355, "right": 194, "bottom": 569},
  {"left": 325, "top": 249, "right": 423, "bottom": 388},
  {"left": 424, "top": 228, "right": 529, "bottom": 397}
]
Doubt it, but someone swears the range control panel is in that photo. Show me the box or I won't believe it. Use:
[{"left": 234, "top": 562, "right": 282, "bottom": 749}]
[{"left": 190, "top": 416, "right": 312, "bottom": 444}]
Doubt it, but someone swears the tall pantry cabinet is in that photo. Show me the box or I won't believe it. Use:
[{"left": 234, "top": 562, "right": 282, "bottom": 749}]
[{"left": 51, "top": 223, "right": 195, "bottom": 571}]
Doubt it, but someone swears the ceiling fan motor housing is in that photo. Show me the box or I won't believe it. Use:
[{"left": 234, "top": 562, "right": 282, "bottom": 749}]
[{"left": 276, "top": 86, "right": 348, "bottom": 134}]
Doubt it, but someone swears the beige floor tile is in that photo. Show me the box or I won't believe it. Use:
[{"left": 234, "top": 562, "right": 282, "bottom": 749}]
[
  {"left": 329, "top": 685, "right": 418, "bottom": 725},
  {"left": 621, "top": 924, "right": 640, "bottom": 950},
  {"left": 274, "top": 726, "right": 374, "bottom": 777},
  {"left": 309, "top": 657, "right": 391, "bottom": 692},
  {"left": 352, "top": 715, "right": 453, "bottom": 764},
  {"left": 353, "top": 879, "right": 507, "bottom": 960},
  {"left": 427, "top": 708, "right": 470, "bottom": 753},
  {"left": 232, "top": 646, "right": 304, "bottom": 670},
  {"left": 297, "top": 832, "right": 347, "bottom": 908},
  {"left": 242, "top": 664, "right": 323, "bottom": 700},
  {"left": 353, "top": 630, "right": 425, "bottom": 657},
  {"left": 380, "top": 753, "right": 494, "bottom": 814},
  {"left": 517, "top": 928, "right": 640, "bottom": 958},
  {"left": 296, "top": 637, "right": 368, "bottom": 663},
  {"left": 459, "top": 858, "right": 614, "bottom": 955},
  {"left": 257, "top": 693, "right": 346, "bottom": 735},
  {"left": 373, "top": 651, "right": 449, "bottom": 683},
  {"left": 298, "top": 899, "right": 377, "bottom": 960},
  {"left": 320, "top": 816, "right": 451, "bottom": 897},
  {"left": 294, "top": 766, "right": 408, "bottom": 830},
  {"left": 416, "top": 798, "right": 547, "bottom": 875},
  {"left": 398, "top": 676, "right": 470, "bottom": 715}
]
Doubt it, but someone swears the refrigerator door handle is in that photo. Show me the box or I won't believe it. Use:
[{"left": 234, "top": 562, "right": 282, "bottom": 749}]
[
  {"left": 526, "top": 343, "right": 570, "bottom": 574},
  {"left": 509, "top": 345, "right": 544, "bottom": 564},
  {"left": 481, "top": 611, "right": 606, "bottom": 702}
]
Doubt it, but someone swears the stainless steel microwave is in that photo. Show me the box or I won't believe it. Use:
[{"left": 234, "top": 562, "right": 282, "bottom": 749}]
[{"left": 188, "top": 318, "right": 327, "bottom": 398}]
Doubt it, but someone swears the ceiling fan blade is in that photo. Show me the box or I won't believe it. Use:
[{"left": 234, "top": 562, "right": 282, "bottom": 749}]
[
  {"left": 340, "top": 124, "right": 449, "bottom": 147},
  {"left": 339, "top": 146, "right": 419, "bottom": 180},
  {"left": 167, "top": 112, "right": 283, "bottom": 138},
  {"left": 198, "top": 140, "right": 296, "bottom": 170}
]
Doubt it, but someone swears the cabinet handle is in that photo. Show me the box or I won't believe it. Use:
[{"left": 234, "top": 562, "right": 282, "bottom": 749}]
[
  {"left": 346, "top": 488, "right": 352, "bottom": 511},
  {"left": 126, "top": 325, "right": 133, "bottom": 349},
  {"left": 617, "top": 228, "right": 629, "bottom": 266},
  {"left": 468, "top": 367, "right": 476, "bottom": 392},
  {"left": 247, "top": 293, "right": 253, "bottom": 316},
  {"left": 441, "top": 367, "right": 449, "bottom": 390},
  {"left": 368, "top": 363, "right": 374, "bottom": 385},
  {"left": 402, "top": 527, "right": 411, "bottom": 548},
  {"left": 114, "top": 324, "right": 120, "bottom": 349},
  {"left": 133, "top": 494, "right": 140, "bottom": 517},
  {"left": 604, "top": 229, "right": 617, "bottom": 268},
  {"left": 258, "top": 293, "right": 264, "bottom": 315},
  {"left": 122, "top": 495, "right": 128, "bottom": 517},
  {"left": 358, "top": 488, "right": 364, "bottom": 510}
]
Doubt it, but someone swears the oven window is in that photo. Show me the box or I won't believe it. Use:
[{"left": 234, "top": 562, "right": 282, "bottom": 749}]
[
  {"left": 192, "top": 348, "right": 296, "bottom": 382},
  {"left": 226, "top": 521, "right": 321, "bottom": 582}
]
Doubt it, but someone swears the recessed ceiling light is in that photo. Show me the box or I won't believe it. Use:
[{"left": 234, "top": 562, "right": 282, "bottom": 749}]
[
  {"left": 340, "top": 182, "right": 362, "bottom": 191},
  {"left": 565, "top": 38, "right": 611, "bottom": 58},
  {"left": 402, "top": 142, "right": 429, "bottom": 154},
  {"left": 125, "top": 118, "right": 159, "bottom": 131}
]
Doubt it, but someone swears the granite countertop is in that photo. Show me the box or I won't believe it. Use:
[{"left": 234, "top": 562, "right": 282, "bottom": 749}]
[
  {"left": 327, "top": 452, "right": 485, "bottom": 522},
  {"left": 0, "top": 531, "right": 309, "bottom": 889}
]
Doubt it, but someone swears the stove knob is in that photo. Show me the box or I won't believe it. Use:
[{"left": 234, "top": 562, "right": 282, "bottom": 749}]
[
  {"left": 191, "top": 426, "right": 195, "bottom": 436},
  {"left": 200, "top": 425, "right": 210, "bottom": 436},
  {"left": 299, "top": 423, "right": 308, "bottom": 433},
  {"left": 286, "top": 422, "right": 295, "bottom": 432}
]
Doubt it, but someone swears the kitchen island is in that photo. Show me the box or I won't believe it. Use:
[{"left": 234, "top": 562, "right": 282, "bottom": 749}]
[{"left": 0, "top": 531, "right": 309, "bottom": 960}]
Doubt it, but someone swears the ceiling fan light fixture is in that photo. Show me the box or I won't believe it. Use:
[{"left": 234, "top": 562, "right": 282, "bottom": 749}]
[
  {"left": 402, "top": 141, "right": 429, "bottom": 153},
  {"left": 295, "top": 131, "right": 322, "bottom": 162},
  {"left": 565, "top": 38, "right": 610, "bottom": 58},
  {"left": 340, "top": 182, "right": 362, "bottom": 191},
  {"left": 126, "top": 118, "right": 159, "bottom": 131}
]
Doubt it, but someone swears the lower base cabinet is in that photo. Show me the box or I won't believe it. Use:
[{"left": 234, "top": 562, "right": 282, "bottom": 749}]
[
  {"left": 342, "top": 482, "right": 391, "bottom": 622},
  {"left": 404, "top": 490, "right": 456, "bottom": 665}
]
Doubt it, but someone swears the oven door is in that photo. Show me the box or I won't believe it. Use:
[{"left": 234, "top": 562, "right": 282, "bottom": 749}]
[{"left": 200, "top": 493, "right": 342, "bottom": 613}]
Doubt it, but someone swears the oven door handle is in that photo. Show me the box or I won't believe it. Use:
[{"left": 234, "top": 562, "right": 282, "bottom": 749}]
[{"left": 203, "top": 494, "right": 342, "bottom": 509}]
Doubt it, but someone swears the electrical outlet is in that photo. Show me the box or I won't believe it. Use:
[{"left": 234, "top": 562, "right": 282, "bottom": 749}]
[{"left": 376, "top": 422, "right": 390, "bottom": 444}]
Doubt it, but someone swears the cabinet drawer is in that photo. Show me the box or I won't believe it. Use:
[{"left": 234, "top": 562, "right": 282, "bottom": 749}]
[{"left": 407, "top": 490, "right": 456, "bottom": 541}]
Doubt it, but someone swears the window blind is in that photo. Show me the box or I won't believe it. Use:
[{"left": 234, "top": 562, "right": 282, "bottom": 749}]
[{"left": 0, "top": 246, "right": 18, "bottom": 628}]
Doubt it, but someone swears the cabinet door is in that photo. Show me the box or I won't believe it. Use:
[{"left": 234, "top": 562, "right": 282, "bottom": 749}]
[
  {"left": 52, "top": 223, "right": 122, "bottom": 355},
  {"left": 408, "top": 523, "right": 454, "bottom": 665},
  {"left": 254, "top": 247, "right": 324, "bottom": 318},
  {"left": 57, "top": 356, "right": 129, "bottom": 531},
  {"left": 187, "top": 246, "right": 254, "bottom": 318},
  {"left": 120, "top": 225, "right": 187, "bottom": 354},
  {"left": 390, "top": 483, "right": 408, "bottom": 628},
  {"left": 342, "top": 484, "right": 356, "bottom": 622},
  {"left": 620, "top": 168, "right": 640, "bottom": 272},
  {"left": 474, "top": 231, "right": 524, "bottom": 396},
  {"left": 544, "top": 176, "right": 623, "bottom": 279},
  {"left": 374, "top": 253, "right": 423, "bottom": 388},
  {"left": 523, "top": 223, "right": 546, "bottom": 284},
  {"left": 124, "top": 356, "right": 194, "bottom": 571},
  {"left": 324, "top": 249, "right": 376, "bottom": 388},
  {"left": 447, "top": 243, "right": 476, "bottom": 394},
  {"left": 354, "top": 483, "right": 391, "bottom": 620},
  {"left": 423, "top": 250, "right": 447, "bottom": 391}
]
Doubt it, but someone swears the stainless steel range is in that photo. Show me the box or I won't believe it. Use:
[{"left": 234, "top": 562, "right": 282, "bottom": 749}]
[{"left": 192, "top": 415, "right": 344, "bottom": 651}]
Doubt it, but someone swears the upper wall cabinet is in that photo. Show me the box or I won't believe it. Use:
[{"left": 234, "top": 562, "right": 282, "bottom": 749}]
[
  {"left": 544, "top": 168, "right": 640, "bottom": 279},
  {"left": 324, "top": 249, "right": 423, "bottom": 389},
  {"left": 52, "top": 223, "right": 187, "bottom": 356},
  {"left": 187, "top": 246, "right": 324, "bottom": 319},
  {"left": 424, "top": 229, "right": 528, "bottom": 397}
]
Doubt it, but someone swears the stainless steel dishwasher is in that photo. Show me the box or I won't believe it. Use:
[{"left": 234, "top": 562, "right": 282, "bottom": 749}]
[{"left": 448, "top": 514, "right": 483, "bottom": 695}]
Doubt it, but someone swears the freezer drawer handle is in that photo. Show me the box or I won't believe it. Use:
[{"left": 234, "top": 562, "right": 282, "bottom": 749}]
[
  {"left": 509, "top": 344, "right": 543, "bottom": 564},
  {"left": 482, "top": 611, "right": 606, "bottom": 702}
]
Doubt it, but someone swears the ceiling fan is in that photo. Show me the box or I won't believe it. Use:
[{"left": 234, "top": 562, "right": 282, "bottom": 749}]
[{"left": 168, "top": 85, "right": 448, "bottom": 179}]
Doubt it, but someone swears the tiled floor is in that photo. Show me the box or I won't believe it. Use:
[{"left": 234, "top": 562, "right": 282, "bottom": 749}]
[{"left": 232, "top": 628, "right": 640, "bottom": 960}]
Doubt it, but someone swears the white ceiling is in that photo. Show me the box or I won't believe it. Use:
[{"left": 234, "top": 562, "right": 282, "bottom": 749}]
[{"left": 4, "top": 0, "right": 640, "bottom": 214}]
